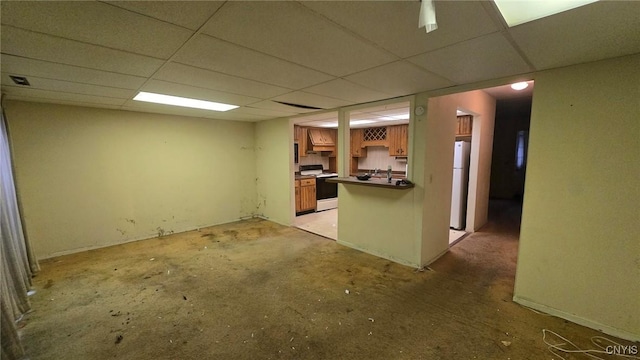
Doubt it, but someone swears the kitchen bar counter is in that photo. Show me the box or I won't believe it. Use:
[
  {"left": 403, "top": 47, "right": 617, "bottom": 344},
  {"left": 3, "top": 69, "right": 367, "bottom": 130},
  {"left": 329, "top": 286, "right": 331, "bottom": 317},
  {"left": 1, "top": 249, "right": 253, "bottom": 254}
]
[{"left": 327, "top": 177, "right": 414, "bottom": 190}]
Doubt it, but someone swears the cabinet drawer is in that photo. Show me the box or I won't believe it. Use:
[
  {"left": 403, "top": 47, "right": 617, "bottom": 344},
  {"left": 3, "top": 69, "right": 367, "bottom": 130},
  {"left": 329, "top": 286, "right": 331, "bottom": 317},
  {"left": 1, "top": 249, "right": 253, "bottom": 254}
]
[{"left": 300, "top": 179, "right": 315, "bottom": 187}]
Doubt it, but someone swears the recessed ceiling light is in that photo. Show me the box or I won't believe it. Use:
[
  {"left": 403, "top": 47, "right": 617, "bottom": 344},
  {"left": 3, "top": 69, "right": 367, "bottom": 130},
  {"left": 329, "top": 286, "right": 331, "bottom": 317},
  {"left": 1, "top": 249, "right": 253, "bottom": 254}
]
[
  {"left": 133, "top": 92, "right": 238, "bottom": 112},
  {"left": 511, "top": 82, "right": 529, "bottom": 91},
  {"left": 494, "top": 0, "right": 599, "bottom": 27}
]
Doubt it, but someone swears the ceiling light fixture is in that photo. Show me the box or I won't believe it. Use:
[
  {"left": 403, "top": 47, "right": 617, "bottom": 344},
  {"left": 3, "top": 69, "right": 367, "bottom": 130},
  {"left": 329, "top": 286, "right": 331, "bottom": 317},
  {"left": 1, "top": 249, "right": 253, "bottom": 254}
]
[
  {"left": 511, "top": 82, "right": 529, "bottom": 91},
  {"left": 418, "top": 0, "right": 438, "bottom": 33},
  {"left": 494, "top": 0, "right": 599, "bottom": 27},
  {"left": 133, "top": 92, "right": 239, "bottom": 112},
  {"left": 319, "top": 120, "right": 376, "bottom": 128}
]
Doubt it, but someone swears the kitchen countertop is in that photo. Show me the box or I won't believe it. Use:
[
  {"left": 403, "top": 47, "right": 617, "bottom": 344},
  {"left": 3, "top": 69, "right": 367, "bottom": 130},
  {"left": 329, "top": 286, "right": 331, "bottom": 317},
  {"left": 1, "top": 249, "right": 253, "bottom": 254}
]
[{"left": 327, "top": 176, "right": 414, "bottom": 190}]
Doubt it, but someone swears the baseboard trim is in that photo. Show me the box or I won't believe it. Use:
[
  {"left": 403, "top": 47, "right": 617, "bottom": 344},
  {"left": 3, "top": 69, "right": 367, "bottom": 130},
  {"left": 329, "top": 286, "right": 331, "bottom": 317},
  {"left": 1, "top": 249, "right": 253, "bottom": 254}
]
[
  {"left": 513, "top": 296, "right": 640, "bottom": 342},
  {"left": 336, "top": 239, "right": 420, "bottom": 268},
  {"left": 39, "top": 217, "right": 260, "bottom": 260}
]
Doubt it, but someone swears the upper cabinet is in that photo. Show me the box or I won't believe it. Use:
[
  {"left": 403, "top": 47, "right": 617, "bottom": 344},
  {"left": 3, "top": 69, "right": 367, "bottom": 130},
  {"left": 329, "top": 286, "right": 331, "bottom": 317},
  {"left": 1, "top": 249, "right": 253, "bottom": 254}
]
[
  {"left": 456, "top": 115, "right": 473, "bottom": 137},
  {"left": 308, "top": 128, "right": 335, "bottom": 146},
  {"left": 387, "top": 124, "right": 408, "bottom": 156},
  {"left": 294, "top": 125, "right": 308, "bottom": 157},
  {"left": 350, "top": 129, "right": 367, "bottom": 158},
  {"left": 361, "top": 126, "right": 388, "bottom": 147}
]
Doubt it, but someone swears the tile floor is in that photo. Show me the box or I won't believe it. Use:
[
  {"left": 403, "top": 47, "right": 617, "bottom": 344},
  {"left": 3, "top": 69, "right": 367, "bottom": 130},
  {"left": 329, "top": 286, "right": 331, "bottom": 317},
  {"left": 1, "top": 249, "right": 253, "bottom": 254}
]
[
  {"left": 295, "top": 208, "right": 467, "bottom": 245},
  {"left": 294, "top": 208, "right": 338, "bottom": 240}
]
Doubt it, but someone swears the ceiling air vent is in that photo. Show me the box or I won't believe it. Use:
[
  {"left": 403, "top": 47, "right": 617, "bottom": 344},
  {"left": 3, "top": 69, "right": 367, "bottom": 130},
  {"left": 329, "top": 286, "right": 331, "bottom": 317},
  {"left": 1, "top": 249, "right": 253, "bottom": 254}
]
[
  {"left": 273, "top": 101, "right": 323, "bottom": 110},
  {"left": 10, "top": 75, "right": 30, "bottom": 86}
]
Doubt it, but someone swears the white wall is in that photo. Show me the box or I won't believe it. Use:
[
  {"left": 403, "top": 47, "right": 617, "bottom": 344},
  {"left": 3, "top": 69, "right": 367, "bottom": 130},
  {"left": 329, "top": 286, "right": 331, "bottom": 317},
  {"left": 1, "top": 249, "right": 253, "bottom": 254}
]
[
  {"left": 6, "top": 101, "right": 257, "bottom": 259},
  {"left": 357, "top": 146, "right": 408, "bottom": 173},
  {"left": 514, "top": 54, "right": 640, "bottom": 341}
]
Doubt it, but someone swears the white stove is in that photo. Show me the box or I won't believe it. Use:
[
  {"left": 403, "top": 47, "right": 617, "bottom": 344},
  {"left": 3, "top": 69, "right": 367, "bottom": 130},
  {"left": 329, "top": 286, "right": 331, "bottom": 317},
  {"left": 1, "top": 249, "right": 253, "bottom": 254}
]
[{"left": 299, "top": 165, "right": 338, "bottom": 212}]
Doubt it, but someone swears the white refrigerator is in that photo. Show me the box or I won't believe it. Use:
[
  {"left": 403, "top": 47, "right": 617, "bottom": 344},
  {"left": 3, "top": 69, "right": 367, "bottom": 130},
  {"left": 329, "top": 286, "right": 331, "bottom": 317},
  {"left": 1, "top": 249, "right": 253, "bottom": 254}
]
[{"left": 450, "top": 141, "right": 471, "bottom": 230}]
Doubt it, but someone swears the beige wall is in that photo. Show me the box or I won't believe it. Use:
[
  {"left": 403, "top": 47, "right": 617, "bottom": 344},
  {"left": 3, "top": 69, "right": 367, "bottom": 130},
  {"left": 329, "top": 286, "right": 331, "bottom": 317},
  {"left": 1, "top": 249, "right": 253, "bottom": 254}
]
[
  {"left": 419, "top": 90, "right": 496, "bottom": 263},
  {"left": 514, "top": 54, "right": 640, "bottom": 341},
  {"left": 255, "top": 117, "right": 292, "bottom": 226},
  {"left": 6, "top": 101, "right": 257, "bottom": 259}
]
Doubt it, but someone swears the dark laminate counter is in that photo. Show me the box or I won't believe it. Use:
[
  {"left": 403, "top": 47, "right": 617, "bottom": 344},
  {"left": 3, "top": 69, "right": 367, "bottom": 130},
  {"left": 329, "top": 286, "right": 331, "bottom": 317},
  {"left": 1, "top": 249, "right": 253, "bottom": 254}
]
[{"left": 327, "top": 177, "right": 414, "bottom": 190}]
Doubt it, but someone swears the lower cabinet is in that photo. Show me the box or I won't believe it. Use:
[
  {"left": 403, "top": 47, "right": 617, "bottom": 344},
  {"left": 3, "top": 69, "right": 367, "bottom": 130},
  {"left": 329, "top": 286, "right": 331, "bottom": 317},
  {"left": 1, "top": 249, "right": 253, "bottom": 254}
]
[
  {"left": 296, "top": 178, "right": 316, "bottom": 214},
  {"left": 295, "top": 180, "right": 301, "bottom": 213}
]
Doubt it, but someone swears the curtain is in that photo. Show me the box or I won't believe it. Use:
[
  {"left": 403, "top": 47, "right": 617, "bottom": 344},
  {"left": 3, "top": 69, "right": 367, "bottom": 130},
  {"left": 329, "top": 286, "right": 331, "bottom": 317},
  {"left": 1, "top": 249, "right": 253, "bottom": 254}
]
[{"left": 1, "top": 104, "right": 39, "bottom": 359}]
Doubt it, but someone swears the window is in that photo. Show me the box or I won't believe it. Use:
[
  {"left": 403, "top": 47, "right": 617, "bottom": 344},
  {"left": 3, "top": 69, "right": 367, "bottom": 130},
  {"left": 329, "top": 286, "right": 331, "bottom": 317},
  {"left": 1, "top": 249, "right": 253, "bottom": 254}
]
[{"left": 515, "top": 130, "right": 528, "bottom": 170}]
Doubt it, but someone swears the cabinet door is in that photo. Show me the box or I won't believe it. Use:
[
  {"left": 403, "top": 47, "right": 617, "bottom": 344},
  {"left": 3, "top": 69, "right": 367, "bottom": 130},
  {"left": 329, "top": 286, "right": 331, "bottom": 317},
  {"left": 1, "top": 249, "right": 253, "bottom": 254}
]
[
  {"left": 300, "top": 183, "right": 316, "bottom": 211},
  {"left": 388, "top": 125, "right": 408, "bottom": 156},
  {"left": 299, "top": 127, "right": 308, "bottom": 157},
  {"left": 456, "top": 116, "right": 472, "bottom": 136},
  {"left": 295, "top": 180, "right": 301, "bottom": 212},
  {"left": 350, "top": 128, "right": 367, "bottom": 157}
]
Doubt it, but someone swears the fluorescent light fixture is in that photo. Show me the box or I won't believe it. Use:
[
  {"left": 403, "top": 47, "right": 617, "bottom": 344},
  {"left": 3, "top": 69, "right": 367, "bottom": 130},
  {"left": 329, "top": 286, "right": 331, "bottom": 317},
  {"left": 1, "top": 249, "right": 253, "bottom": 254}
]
[
  {"left": 511, "top": 82, "right": 529, "bottom": 91},
  {"left": 133, "top": 91, "right": 239, "bottom": 112},
  {"left": 350, "top": 120, "right": 375, "bottom": 126},
  {"left": 319, "top": 119, "right": 376, "bottom": 128},
  {"left": 494, "top": 0, "right": 599, "bottom": 27}
]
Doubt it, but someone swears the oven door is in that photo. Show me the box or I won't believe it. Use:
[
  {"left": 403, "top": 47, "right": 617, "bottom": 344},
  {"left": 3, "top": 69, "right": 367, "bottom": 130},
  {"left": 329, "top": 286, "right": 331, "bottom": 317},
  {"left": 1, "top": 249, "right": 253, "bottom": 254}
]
[{"left": 316, "top": 176, "right": 338, "bottom": 200}]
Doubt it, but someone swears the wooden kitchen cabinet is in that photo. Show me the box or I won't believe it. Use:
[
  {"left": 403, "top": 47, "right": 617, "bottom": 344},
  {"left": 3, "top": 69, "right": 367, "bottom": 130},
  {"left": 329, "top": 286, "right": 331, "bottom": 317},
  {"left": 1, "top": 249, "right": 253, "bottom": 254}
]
[
  {"left": 308, "top": 128, "right": 335, "bottom": 146},
  {"left": 387, "top": 124, "right": 408, "bottom": 156},
  {"left": 295, "top": 180, "right": 301, "bottom": 213},
  {"left": 456, "top": 115, "right": 473, "bottom": 137},
  {"left": 350, "top": 128, "right": 367, "bottom": 158},
  {"left": 298, "top": 126, "right": 308, "bottom": 157},
  {"left": 297, "top": 178, "right": 316, "bottom": 214}
]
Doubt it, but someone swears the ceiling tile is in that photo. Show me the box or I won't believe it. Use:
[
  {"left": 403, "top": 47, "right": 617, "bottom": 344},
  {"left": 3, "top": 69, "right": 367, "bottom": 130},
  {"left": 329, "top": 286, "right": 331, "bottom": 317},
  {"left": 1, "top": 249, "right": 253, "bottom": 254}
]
[
  {"left": 1, "top": 1, "right": 193, "bottom": 59},
  {"left": 154, "top": 62, "right": 290, "bottom": 99},
  {"left": 231, "top": 106, "right": 298, "bottom": 119},
  {"left": 302, "top": 79, "right": 392, "bottom": 104},
  {"left": 248, "top": 100, "right": 319, "bottom": 115},
  {"left": 173, "top": 34, "right": 334, "bottom": 89},
  {"left": 1, "top": 86, "right": 127, "bottom": 106},
  {"left": 1, "top": 55, "right": 146, "bottom": 90},
  {"left": 302, "top": 1, "right": 501, "bottom": 59},
  {"left": 141, "top": 80, "right": 261, "bottom": 107},
  {"left": 345, "top": 60, "right": 454, "bottom": 96},
  {"left": 408, "top": 33, "right": 532, "bottom": 84},
  {"left": 271, "top": 91, "right": 353, "bottom": 110},
  {"left": 509, "top": 1, "right": 640, "bottom": 70},
  {"left": 1, "top": 26, "right": 165, "bottom": 77},
  {"left": 104, "top": 1, "right": 224, "bottom": 30},
  {"left": 201, "top": 1, "right": 397, "bottom": 76},
  {"left": 2, "top": 74, "right": 136, "bottom": 99}
]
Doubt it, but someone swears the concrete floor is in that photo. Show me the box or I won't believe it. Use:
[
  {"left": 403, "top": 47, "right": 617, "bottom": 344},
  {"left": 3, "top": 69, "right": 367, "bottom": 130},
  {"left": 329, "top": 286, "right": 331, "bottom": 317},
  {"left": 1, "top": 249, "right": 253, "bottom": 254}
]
[{"left": 18, "top": 201, "right": 634, "bottom": 359}]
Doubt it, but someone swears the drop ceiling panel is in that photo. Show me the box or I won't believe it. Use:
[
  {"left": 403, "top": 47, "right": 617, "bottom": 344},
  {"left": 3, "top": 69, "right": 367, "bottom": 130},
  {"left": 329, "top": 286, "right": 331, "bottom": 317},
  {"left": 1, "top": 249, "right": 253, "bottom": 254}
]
[
  {"left": 508, "top": 1, "right": 640, "bottom": 70},
  {"left": 408, "top": 33, "right": 532, "bottom": 84},
  {"left": 155, "top": 62, "right": 290, "bottom": 99},
  {"left": 1, "top": 74, "right": 136, "bottom": 99},
  {"left": 1, "top": 26, "right": 165, "bottom": 77},
  {"left": 141, "top": 80, "right": 261, "bottom": 107},
  {"left": 248, "top": 100, "right": 319, "bottom": 115},
  {"left": 231, "top": 106, "right": 298, "bottom": 119},
  {"left": 1, "top": 55, "right": 146, "bottom": 90},
  {"left": 201, "top": 1, "right": 397, "bottom": 76},
  {"left": 104, "top": 1, "right": 224, "bottom": 30},
  {"left": 173, "top": 34, "right": 334, "bottom": 89},
  {"left": 271, "top": 91, "right": 353, "bottom": 110},
  {"left": 2, "top": 87, "right": 127, "bottom": 106},
  {"left": 302, "top": 79, "right": 392, "bottom": 104},
  {"left": 345, "top": 61, "right": 454, "bottom": 96},
  {"left": 302, "top": 1, "right": 500, "bottom": 59},
  {"left": 0, "top": 1, "right": 193, "bottom": 59}
]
